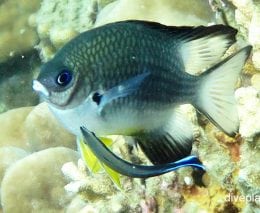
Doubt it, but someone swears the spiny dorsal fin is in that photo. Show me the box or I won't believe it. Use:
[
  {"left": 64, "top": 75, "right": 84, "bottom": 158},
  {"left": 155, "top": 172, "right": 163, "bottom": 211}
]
[
  {"left": 131, "top": 21, "right": 237, "bottom": 74},
  {"left": 110, "top": 21, "right": 237, "bottom": 74},
  {"left": 177, "top": 25, "right": 237, "bottom": 74}
]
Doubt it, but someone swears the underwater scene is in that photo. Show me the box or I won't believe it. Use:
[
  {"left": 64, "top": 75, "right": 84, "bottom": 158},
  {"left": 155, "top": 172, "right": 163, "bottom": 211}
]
[{"left": 0, "top": 0, "right": 260, "bottom": 212}]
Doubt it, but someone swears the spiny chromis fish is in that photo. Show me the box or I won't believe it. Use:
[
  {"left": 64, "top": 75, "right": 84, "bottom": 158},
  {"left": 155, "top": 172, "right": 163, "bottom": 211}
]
[{"left": 33, "top": 20, "right": 252, "bottom": 181}]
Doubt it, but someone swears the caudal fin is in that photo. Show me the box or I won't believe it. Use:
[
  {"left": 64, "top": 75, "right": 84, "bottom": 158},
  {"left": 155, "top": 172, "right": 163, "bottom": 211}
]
[{"left": 194, "top": 46, "right": 252, "bottom": 136}]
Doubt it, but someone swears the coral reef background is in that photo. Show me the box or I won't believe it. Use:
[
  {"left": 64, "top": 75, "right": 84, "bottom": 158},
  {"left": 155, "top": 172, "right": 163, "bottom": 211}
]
[{"left": 0, "top": 0, "right": 259, "bottom": 212}]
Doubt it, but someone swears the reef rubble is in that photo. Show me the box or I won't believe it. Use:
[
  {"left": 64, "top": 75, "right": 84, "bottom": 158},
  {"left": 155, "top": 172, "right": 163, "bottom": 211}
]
[{"left": 0, "top": 0, "right": 259, "bottom": 212}]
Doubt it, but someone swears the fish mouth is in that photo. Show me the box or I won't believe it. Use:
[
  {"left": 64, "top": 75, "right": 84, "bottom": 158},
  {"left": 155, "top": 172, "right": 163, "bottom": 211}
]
[{"left": 32, "top": 80, "right": 50, "bottom": 97}]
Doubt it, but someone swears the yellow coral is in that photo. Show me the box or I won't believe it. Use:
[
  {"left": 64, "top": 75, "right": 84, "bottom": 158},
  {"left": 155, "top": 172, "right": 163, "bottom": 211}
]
[{"left": 182, "top": 183, "right": 245, "bottom": 212}]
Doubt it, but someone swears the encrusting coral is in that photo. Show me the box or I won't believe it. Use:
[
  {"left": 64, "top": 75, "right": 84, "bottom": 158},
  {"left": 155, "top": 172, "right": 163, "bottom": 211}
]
[
  {"left": 0, "top": 61, "right": 40, "bottom": 114},
  {"left": 32, "top": 0, "right": 215, "bottom": 61},
  {"left": 235, "top": 87, "right": 260, "bottom": 139},
  {"left": 24, "top": 103, "right": 76, "bottom": 151},
  {"left": 231, "top": 0, "right": 260, "bottom": 70},
  {"left": 0, "top": 0, "right": 41, "bottom": 63},
  {"left": 1, "top": 147, "right": 79, "bottom": 213},
  {"left": 95, "top": 0, "right": 215, "bottom": 27},
  {"left": 0, "top": 0, "right": 43, "bottom": 114},
  {"left": 0, "top": 103, "right": 78, "bottom": 212},
  {"left": 0, "top": 146, "right": 29, "bottom": 206},
  {"left": 0, "top": 103, "right": 76, "bottom": 152},
  {"left": 216, "top": 0, "right": 260, "bottom": 71},
  {"left": 0, "top": 147, "right": 29, "bottom": 183},
  {"left": 0, "top": 0, "right": 259, "bottom": 212},
  {"left": 55, "top": 1, "right": 259, "bottom": 212},
  {"left": 0, "top": 107, "right": 33, "bottom": 150},
  {"left": 30, "top": 0, "right": 100, "bottom": 61}
]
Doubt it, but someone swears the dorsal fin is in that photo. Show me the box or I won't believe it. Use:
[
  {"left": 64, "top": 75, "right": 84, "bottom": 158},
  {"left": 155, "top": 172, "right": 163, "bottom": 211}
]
[
  {"left": 120, "top": 21, "right": 237, "bottom": 74},
  {"left": 178, "top": 25, "right": 237, "bottom": 74}
]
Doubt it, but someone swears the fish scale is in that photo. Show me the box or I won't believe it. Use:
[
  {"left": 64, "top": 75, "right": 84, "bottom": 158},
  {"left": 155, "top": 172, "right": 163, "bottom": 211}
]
[{"left": 33, "top": 20, "right": 251, "bottom": 178}]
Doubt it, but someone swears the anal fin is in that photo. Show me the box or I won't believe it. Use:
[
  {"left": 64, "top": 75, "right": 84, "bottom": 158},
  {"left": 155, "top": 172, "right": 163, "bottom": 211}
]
[{"left": 134, "top": 109, "right": 194, "bottom": 164}]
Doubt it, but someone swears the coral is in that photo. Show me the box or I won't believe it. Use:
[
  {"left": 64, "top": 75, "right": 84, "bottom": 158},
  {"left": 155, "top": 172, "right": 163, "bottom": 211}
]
[
  {"left": 230, "top": 0, "right": 260, "bottom": 70},
  {"left": 0, "top": 107, "right": 33, "bottom": 150},
  {"left": 0, "top": 103, "right": 76, "bottom": 151},
  {"left": 251, "top": 73, "right": 260, "bottom": 90},
  {"left": 182, "top": 85, "right": 260, "bottom": 212},
  {"left": 197, "top": 125, "right": 237, "bottom": 187},
  {"left": 62, "top": 159, "right": 195, "bottom": 212},
  {"left": 182, "top": 183, "right": 243, "bottom": 213},
  {"left": 62, "top": 160, "right": 130, "bottom": 212},
  {"left": 0, "top": 0, "right": 258, "bottom": 212},
  {"left": 97, "top": 0, "right": 115, "bottom": 8},
  {"left": 0, "top": 147, "right": 29, "bottom": 207},
  {"left": 212, "top": 0, "right": 260, "bottom": 71},
  {"left": 0, "top": 104, "right": 78, "bottom": 212},
  {"left": 246, "top": 1, "right": 260, "bottom": 71},
  {"left": 235, "top": 87, "right": 260, "bottom": 139},
  {"left": 0, "top": 0, "right": 41, "bottom": 63},
  {"left": 65, "top": 196, "right": 87, "bottom": 213},
  {"left": 0, "top": 147, "right": 29, "bottom": 191},
  {"left": 32, "top": 0, "right": 215, "bottom": 61},
  {"left": 1, "top": 147, "right": 79, "bottom": 212},
  {"left": 185, "top": 85, "right": 260, "bottom": 212},
  {"left": 95, "top": 0, "right": 215, "bottom": 27},
  {"left": 0, "top": 54, "right": 40, "bottom": 113},
  {"left": 238, "top": 139, "right": 260, "bottom": 211},
  {"left": 24, "top": 103, "right": 76, "bottom": 151},
  {"left": 235, "top": 87, "right": 260, "bottom": 211},
  {"left": 62, "top": 160, "right": 117, "bottom": 201},
  {"left": 30, "top": 0, "right": 100, "bottom": 61}
]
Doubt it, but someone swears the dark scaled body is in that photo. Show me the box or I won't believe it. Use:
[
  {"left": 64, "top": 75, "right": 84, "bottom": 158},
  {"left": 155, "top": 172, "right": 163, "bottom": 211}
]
[
  {"left": 41, "top": 21, "right": 202, "bottom": 110},
  {"left": 34, "top": 20, "right": 251, "bottom": 175}
]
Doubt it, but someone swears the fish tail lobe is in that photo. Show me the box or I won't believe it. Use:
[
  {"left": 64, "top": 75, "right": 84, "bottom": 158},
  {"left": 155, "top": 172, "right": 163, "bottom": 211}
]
[{"left": 194, "top": 46, "right": 252, "bottom": 136}]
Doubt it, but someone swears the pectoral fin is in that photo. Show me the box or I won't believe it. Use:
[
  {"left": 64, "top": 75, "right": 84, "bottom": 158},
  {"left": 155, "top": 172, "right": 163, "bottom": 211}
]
[{"left": 97, "top": 72, "right": 150, "bottom": 114}]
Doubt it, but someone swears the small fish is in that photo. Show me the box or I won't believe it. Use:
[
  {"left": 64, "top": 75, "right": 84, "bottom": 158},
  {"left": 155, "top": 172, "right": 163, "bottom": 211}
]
[
  {"left": 80, "top": 127, "right": 205, "bottom": 178},
  {"left": 33, "top": 20, "right": 252, "bottom": 177}
]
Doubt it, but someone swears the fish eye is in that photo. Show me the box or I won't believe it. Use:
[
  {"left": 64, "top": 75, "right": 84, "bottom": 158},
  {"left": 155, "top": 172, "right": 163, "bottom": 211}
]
[{"left": 56, "top": 69, "right": 73, "bottom": 86}]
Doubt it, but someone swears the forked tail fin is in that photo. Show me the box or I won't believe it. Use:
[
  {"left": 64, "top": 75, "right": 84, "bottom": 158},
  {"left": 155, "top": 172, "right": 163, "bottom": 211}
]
[{"left": 194, "top": 46, "right": 252, "bottom": 136}]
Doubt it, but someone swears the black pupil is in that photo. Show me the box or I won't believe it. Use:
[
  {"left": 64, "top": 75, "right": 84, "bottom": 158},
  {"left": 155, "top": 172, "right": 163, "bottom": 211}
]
[
  {"left": 92, "top": 92, "right": 102, "bottom": 105},
  {"left": 57, "top": 70, "right": 72, "bottom": 86}
]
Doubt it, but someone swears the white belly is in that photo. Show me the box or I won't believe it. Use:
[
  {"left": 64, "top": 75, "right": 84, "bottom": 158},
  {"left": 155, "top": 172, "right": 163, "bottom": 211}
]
[{"left": 48, "top": 97, "right": 171, "bottom": 137}]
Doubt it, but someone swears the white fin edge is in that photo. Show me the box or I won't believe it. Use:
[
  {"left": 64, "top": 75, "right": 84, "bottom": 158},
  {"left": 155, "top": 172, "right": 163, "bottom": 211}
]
[
  {"left": 181, "top": 34, "right": 235, "bottom": 75},
  {"left": 196, "top": 46, "right": 252, "bottom": 135},
  {"left": 164, "top": 108, "right": 194, "bottom": 145}
]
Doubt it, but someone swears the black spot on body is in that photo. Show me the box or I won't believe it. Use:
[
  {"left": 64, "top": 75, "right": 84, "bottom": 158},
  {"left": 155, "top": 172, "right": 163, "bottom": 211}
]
[{"left": 92, "top": 92, "right": 102, "bottom": 105}]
